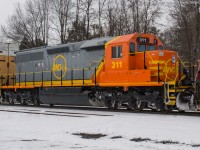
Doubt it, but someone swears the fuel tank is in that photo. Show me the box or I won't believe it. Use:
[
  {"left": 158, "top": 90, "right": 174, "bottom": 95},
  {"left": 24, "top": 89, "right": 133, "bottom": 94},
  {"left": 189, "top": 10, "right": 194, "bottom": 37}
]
[{"left": 39, "top": 87, "right": 91, "bottom": 106}]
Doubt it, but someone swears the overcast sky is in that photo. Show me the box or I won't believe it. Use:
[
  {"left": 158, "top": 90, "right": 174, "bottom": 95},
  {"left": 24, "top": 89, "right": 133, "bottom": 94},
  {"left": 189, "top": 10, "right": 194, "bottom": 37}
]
[
  {"left": 0, "top": 0, "right": 173, "bottom": 28},
  {"left": 0, "top": 0, "right": 173, "bottom": 41},
  {"left": 0, "top": 0, "right": 26, "bottom": 26}
]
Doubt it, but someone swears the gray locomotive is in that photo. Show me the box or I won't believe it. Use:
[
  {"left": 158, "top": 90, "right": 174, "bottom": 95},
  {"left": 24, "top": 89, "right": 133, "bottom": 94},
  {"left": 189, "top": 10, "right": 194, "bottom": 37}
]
[{"left": 8, "top": 37, "right": 114, "bottom": 106}]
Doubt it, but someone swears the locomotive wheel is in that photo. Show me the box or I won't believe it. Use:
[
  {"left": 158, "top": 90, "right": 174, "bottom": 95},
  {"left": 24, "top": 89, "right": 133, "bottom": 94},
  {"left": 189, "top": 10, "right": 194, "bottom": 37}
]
[
  {"left": 164, "top": 105, "right": 173, "bottom": 112},
  {"left": 150, "top": 102, "right": 159, "bottom": 112},
  {"left": 105, "top": 100, "right": 112, "bottom": 109},
  {"left": 137, "top": 102, "right": 145, "bottom": 111},
  {"left": 113, "top": 101, "right": 121, "bottom": 110},
  {"left": 153, "top": 97, "right": 166, "bottom": 112},
  {"left": 151, "top": 108, "right": 158, "bottom": 112},
  {"left": 0, "top": 96, "right": 2, "bottom": 104},
  {"left": 9, "top": 98, "right": 14, "bottom": 105},
  {"left": 132, "top": 99, "right": 144, "bottom": 111},
  {"left": 178, "top": 109, "right": 185, "bottom": 113},
  {"left": 23, "top": 100, "right": 28, "bottom": 105},
  {"left": 160, "top": 105, "right": 167, "bottom": 112},
  {"left": 21, "top": 99, "right": 27, "bottom": 106},
  {"left": 127, "top": 96, "right": 141, "bottom": 111},
  {"left": 5, "top": 95, "right": 9, "bottom": 103},
  {"left": 127, "top": 96, "right": 135, "bottom": 110},
  {"left": 127, "top": 105, "right": 134, "bottom": 110},
  {"left": 127, "top": 99, "right": 136, "bottom": 110},
  {"left": 50, "top": 104, "right": 54, "bottom": 107},
  {"left": 34, "top": 98, "right": 40, "bottom": 106},
  {"left": 88, "top": 93, "right": 104, "bottom": 107}
]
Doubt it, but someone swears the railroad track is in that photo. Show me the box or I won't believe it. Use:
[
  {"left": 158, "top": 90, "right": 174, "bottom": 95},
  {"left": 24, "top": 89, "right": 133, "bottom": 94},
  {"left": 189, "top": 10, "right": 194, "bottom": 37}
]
[
  {"left": 0, "top": 104, "right": 114, "bottom": 118},
  {"left": 0, "top": 109, "right": 85, "bottom": 117},
  {"left": 1, "top": 103, "right": 200, "bottom": 117}
]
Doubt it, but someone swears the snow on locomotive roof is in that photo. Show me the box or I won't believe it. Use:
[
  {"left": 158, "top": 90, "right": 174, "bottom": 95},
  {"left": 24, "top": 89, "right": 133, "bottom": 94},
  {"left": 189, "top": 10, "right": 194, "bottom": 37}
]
[
  {"left": 16, "top": 36, "right": 114, "bottom": 54},
  {"left": 16, "top": 46, "right": 48, "bottom": 54},
  {"left": 80, "top": 36, "right": 114, "bottom": 49}
]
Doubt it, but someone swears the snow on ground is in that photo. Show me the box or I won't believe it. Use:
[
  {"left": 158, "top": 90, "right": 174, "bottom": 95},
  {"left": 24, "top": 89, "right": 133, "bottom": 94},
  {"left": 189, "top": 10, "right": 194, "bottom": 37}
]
[{"left": 0, "top": 105, "right": 200, "bottom": 150}]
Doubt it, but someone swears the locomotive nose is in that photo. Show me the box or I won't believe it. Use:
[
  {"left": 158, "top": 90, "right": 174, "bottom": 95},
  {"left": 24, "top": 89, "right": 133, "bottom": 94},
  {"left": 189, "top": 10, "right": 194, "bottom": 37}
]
[{"left": 146, "top": 50, "right": 178, "bottom": 82}]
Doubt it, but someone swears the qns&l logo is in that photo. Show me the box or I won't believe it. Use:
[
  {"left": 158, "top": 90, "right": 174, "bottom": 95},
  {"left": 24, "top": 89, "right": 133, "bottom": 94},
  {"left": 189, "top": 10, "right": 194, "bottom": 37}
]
[{"left": 52, "top": 55, "right": 67, "bottom": 80}]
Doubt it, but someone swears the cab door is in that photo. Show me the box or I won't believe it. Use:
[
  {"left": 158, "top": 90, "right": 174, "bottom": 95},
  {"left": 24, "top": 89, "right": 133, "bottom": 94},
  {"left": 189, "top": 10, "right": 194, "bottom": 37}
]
[{"left": 129, "top": 41, "right": 136, "bottom": 70}]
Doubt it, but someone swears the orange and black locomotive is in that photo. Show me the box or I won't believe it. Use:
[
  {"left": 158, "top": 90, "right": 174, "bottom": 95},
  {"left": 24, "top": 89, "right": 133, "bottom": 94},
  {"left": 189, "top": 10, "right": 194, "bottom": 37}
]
[{"left": 0, "top": 33, "right": 199, "bottom": 111}]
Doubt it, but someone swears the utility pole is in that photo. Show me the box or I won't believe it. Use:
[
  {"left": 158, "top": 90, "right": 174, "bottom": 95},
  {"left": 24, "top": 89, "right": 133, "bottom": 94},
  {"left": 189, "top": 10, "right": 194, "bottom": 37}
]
[{"left": 5, "top": 42, "right": 11, "bottom": 86}]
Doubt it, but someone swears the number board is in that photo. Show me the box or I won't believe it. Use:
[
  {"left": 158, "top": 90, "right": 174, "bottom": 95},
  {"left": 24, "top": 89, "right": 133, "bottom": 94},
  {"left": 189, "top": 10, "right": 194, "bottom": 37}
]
[
  {"left": 136, "top": 37, "right": 158, "bottom": 44},
  {"left": 136, "top": 37, "right": 149, "bottom": 43}
]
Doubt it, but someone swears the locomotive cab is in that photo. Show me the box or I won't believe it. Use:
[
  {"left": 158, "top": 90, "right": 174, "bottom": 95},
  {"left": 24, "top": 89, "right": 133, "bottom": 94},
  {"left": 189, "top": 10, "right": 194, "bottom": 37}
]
[
  {"left": 98, "top": 33, "right": 185, "bottom": 110},
  {"left": 100, "top": 33, "right": 179, "bottom": 87}
]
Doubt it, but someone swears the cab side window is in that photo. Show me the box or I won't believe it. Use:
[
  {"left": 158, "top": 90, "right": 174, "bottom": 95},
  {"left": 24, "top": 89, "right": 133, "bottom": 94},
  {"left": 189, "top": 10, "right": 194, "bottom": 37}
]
[
  {"left": 158, "top": 45, "right": 163, "bottom": 50},
  {"left": 112, "top": 46, "right": 122, "bottom": 58},
  {"left": 130, "top": 42, "right": 135, "bottom": 56}
]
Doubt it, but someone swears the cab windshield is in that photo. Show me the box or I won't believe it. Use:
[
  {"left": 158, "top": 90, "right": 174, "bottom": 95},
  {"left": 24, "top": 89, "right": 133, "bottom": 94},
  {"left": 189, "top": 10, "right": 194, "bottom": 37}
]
[
  {"left": 138, "top": 44, "right": 156, "bottom": 52},
  {"left": 138, "top": 45, "right": 146, "bottom": 52},
  {"left": 147, "top": 45, "right": 156, "bottom": 51}
]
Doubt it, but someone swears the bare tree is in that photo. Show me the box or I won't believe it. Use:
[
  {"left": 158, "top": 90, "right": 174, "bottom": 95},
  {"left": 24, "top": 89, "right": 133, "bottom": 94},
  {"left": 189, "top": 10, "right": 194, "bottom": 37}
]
[
  {"left": 127, "top": 0, "right": 140, "bottom": 32},
  {"left": 116, "top": 0, "right": 131, "bottom": 35},
  {"left": 97, "top": 0, "right": 107, "bottom": 37},
  {"left": 75, "top": 0, "right": 81, "bottom": 32},
  {"left": 40, "top": 0, "right": 50, "bottom": 45},
  {"left": 79, "top": 0, "right": 95, "bottom": 39},
  {"left": 50, "top": 0, "right": 73, "bottom": 43},
  {"left": 104, "top": 0, "right": 161, "bottom": 36},
  {"left": 140, "top": 0, "right": 161, "bottom": 33},
  {"left": 194, "top": 1, "right": 200, "bottom": 64},
  {"left": 1, "top": 0, "right": 50, "bottom": 49},
  {"left": 167, "top": 0, "right": 200, "bottom": 62},
  {"left": 104, "top": 0, "right": 119, "bottom": 36},
  {"left": 1, "top": 0, "right": 164, "bottom": 47},
  {"left": 26, "top": 0, "right": 50, "bottom": 45}
]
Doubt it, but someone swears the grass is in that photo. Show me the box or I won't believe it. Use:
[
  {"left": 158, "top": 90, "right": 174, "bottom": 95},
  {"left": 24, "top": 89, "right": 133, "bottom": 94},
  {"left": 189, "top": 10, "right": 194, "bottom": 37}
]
[
  {"left": 130, "top": 137, "right": 151, "bottom": 142},
  {"left": 155, "top": 140, "right": 179, "bottom": 144},
  {"left": 110, "top": 136, "right": 123, "bottom": 139},
  {"left": 191, "top": 144, "right": 200, "bottom": 147},
  {"left": 73, "top": 132, "right": 200, "bottom": 148},
  {"left": 73, "top": 132, "right": 107, "bottom": 139}
]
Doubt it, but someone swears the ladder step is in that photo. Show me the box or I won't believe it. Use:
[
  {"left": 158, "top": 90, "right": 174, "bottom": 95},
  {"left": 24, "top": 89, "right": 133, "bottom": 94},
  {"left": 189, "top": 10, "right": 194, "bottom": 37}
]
[
  {"left": 176, "top": 89, "right": 184, "bottom": 92},
  {"left": 169, "top": 89, "right": 184, "bottom": 93},
  {"left": 168, "top": 82, "right": 175, "bottom": 85},
  {"left": 179, "top": 86, "right": 192, "bottom": 89},
  {"left": 166, "top": 100, "right": 176, "bottom": 106},
  {"left": 169, "top": 89, "right": 176, "bottom": 92},
  {"left": 169, "top": 96, "right": 176, "bottom": 100}
]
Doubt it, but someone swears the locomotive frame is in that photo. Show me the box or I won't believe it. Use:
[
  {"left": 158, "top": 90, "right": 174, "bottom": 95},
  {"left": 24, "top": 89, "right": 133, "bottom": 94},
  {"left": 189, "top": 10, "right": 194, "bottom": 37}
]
[{"left": 0, "top": 33, "right": 199, "bottom": 112}]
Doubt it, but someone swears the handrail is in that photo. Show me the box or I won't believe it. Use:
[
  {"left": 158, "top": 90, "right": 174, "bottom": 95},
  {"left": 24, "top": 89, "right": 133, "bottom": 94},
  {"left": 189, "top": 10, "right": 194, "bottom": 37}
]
[
  {"left": 177, "top": 55, "right": 189, "bottom": 68},
  {"left": 0, "top": 65, "right": 101, "bottom": 77},
  {"left": 0, "top": 59, "right": 104, "bottom": 87},
  {"left": 178, "top": 75, "right": 186, "bottom": 86}
]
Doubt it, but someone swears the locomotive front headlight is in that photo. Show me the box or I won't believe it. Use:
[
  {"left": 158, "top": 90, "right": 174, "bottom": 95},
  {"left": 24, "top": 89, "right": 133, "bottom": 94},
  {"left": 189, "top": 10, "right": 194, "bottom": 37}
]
[{"left": 172, "top": 55, "right": 176, "bottom": 64}]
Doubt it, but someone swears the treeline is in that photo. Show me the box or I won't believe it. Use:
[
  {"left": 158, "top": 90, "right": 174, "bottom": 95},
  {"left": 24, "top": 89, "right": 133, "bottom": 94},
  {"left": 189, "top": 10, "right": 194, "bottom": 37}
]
[
  {"left": 1, "top": 0, "right": 162, "bottom": 49},
  {"left": 161, "top": 0, "right": 200, "bottom": 63}
]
